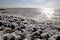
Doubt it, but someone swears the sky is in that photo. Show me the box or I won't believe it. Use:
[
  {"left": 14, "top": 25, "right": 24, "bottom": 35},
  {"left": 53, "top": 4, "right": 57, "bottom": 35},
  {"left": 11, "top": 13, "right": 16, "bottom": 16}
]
[{"left": 0, "top": 0, "right": 60, "bottom": 8}]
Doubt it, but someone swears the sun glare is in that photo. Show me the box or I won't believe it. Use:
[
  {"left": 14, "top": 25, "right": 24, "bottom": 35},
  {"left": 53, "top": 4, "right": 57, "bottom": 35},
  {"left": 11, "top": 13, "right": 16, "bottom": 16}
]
[
  {"left": 33, "top": 8, "right": 54, "bottom": 21},
  {"left": 42, "top": 8, "right": 54, "bottom": 19}
]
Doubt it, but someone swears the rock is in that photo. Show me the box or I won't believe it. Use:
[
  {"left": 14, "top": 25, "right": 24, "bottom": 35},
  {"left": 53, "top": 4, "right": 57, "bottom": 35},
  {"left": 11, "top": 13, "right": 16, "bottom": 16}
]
[
  {"left": 34, "top": 38, "right": 42, "bottom": 40},
  {"left": 23, "top": 38, "right": 28, "bottom": 40},
  {"left": 8, "top": 24, "right": 15, "bottom": 29},
  {"left": 0, "top": 17, "right": 2, "bottom": 20},
  {"left": 41, "top": 33, "right": 50, "bottom": 40},
  {"left": 56, "top": 36, "right": 60, "bottom": 40},
  {"left": 32, "top": 28, "right": 37, "bottom": 32},
  {"left": 48, "top": 35, "right": 60, "bottom": 40},
  {"left": 9, "top": 36, "right": 15, "bottom": 40},
  {"left": 21, "top": 19, "right": 25, "bottom": 21},
  {"left": 21, "top": 25, "right": 25, "bottom": 29},
  {"left": 0, "top": 22, "right": 3, "bottom": 27},
  {"left": 48, "top": 37, "right": 56, "bottom": 40},
  {"left": 0, "top": 15, "right": 60, "bottom": 40},
  {"left": 3, "top": 28, "right": 12, "bottom": 33},
  {"left": 2, "top": 34, "right": 9, "bottom": 40},
  {"left": 0, "top": 27, "right": 4, "bottom": 31},
  {"left": 33, "top": 33, "right": 40, "bottom": 38},
  {"left": 9, "top": 19, "right": 13, "bottom": 22},
  {"left": 3, "top": 36, "right": 8, "bottom": 40}
]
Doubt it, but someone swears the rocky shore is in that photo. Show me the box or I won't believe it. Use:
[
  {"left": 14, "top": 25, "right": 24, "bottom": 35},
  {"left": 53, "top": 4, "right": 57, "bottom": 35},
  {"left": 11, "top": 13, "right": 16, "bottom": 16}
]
[{"left": 0, "top": 15, "right": 60, "bottom": 40}]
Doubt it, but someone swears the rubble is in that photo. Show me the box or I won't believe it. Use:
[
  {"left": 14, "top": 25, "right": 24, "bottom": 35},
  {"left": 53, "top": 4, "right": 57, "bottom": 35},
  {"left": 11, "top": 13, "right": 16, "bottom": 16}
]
[{"left": 0, "top": 15, "right": 60, "bottom": 40}]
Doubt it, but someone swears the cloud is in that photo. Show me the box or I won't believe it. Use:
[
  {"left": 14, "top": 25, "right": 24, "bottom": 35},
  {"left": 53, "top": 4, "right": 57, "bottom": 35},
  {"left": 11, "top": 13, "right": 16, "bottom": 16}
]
[
  {"left": 0, "top": 0, "right": 60, "bottom": 8},
  {"left": 41, "top": 0, "right": 60, "bottom": 8},
  {"left": 31, "top": 0, "right": 45, "bottom": 2},
  {"left": 50, "top": 0, "right": 60, "bottom": 2}
]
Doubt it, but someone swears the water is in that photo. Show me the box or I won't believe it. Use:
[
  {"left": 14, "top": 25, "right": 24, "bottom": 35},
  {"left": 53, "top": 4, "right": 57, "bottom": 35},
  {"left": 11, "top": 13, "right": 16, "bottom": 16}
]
[{"left": 0, "top": 8, "right": 60, "bottom": 21}]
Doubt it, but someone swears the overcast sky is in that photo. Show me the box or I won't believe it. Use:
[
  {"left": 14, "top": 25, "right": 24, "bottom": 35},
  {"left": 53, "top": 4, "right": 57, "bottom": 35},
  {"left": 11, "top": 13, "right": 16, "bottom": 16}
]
[{"left": 0, "top": 0, "right": 60, "bottom": 8}]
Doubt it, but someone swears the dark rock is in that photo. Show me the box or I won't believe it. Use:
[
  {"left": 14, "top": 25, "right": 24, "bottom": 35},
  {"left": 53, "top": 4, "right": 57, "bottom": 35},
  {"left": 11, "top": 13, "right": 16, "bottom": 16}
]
[
  {"left": 39, "top": 31, "right": 43, "bottom": 34},
  {"left": 33, "top": 33, "right": 40, "bottom": 38},
  {"left": 8, "top": 25, "right": 15, "bottom": 29},
  {"left": 21, "top": 25, "right": 25, "bottom": 29},
  {"left": 3, "top": 24, "right": 7, "bottom": 27},
  {"left": 0, "top": 27, "right": 4, "bottom": 31},
  {"left": 56, "top": 36, "right": 60, "bottom": 40},
  {"left": 41, "top": 33, "right": 50, "bottom": 40},
  {"left": 9, "top": 36, "right": 15, "bottom": 40},
  {"left": 0, "top": 22, "right": 3, "bottom": 27},
  {"left": 0, "top": 17, "right": 2, "bottom": 20},
  {"left": 19, "top": 38, "right": 23, "bottom": 40},
  {"left": 0, "top": 9, "right": 6, "bottom": 11},
  {"left": 3, "top": 36, "right": 8, "bottom": 40},
  {"left": 24, "top": 22, "right": 27, "bottom": 24},
  {"left": 21, "top": 19, "right": 25, "bottom": 21},
  {"left": 20, "top": 34, "right": 26, "bottom": 39},
  {"left": 16, "top": 21, "right": 20, "bottom": 24},
  {"left": 9, "top": 19, "right": 13, "bottom": 22},
  {"left": 10, "top": 25, "right": 15, "bottom": 29},
  {"left": 17, "top": 28, "right": 21, "bottom": 31},
  {"left": 32, "top": 28, "right": 37, "bottom": 32}
]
